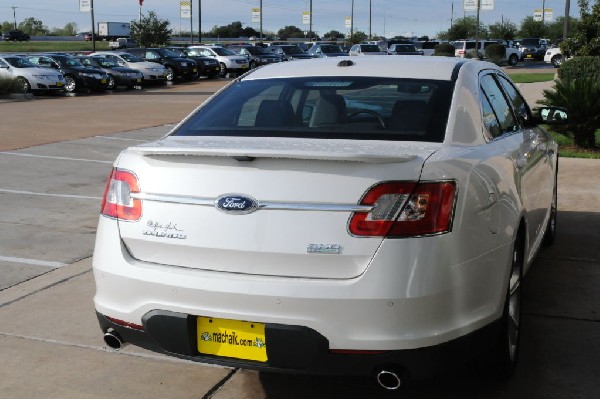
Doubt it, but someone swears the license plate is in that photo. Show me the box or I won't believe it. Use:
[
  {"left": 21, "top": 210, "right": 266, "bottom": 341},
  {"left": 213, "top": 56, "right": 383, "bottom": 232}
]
[
  {"left": 101, "top": 79, "right": 107, "bottom": 83},
  {"left": 197, "top": 317, "right": 267, "bottom": 362},
  {"left": 193, "top": 68, "right": 197, "bottom": 72},
  {"left": 56, "top": 82, "right": 63, "bottom": 86},
  {"left": 526, "top": 54, "right": 532, "bottom": 58},
  {"left": 241, "top": 65, "right": 248, "bottom": 68},
  {"left": 136, "top": 78, "right": 141, "bottom": 82}
]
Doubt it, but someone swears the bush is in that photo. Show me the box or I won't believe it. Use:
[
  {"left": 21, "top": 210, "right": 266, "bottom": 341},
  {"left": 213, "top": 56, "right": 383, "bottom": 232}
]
[
  {"left": 557, "top": 56, "right": 600, "bottom": 81},
  {"left": 484, "top": 43, "right": 506, "bottom": 65},
  {"left": 433, "top": 43, "right": 455, "bottom": 57},
  {"left": 539, "top": 77, "right": 600, "bottom": 148}
]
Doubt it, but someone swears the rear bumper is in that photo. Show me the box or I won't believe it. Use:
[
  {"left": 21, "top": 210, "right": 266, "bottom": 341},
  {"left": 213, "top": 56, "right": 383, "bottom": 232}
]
[{"left": 97, "top": 310, "right": 501, "bottom": 378}]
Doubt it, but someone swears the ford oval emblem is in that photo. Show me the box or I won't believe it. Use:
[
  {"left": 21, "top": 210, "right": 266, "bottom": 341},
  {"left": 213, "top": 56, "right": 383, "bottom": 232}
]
[{"left": 215, "top": 194, "right": 259, "bottom": 215}]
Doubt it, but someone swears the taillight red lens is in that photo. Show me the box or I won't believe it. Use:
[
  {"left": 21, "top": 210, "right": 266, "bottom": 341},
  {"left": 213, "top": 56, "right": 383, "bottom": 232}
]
[
  {"left": 101, "top": 169, "right": 142, "bottom": 221},
  {"left": 348, "top": 181, "right": 456, "bottom": 238}
]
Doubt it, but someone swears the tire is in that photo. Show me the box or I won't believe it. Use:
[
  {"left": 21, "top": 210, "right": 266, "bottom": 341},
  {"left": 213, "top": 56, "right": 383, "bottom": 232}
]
[
  {"left": 165, "top": 67, "right": 174, "bottom": 82},
  {"left": 218, "top": 62, "right": 227, "bottom": 78},
  {"left": 249, "top": 60, "right": 258, "bottom": 69},
  {"left": 551, "top": 55, "right": 563, "bottom": 68},
  {"left": 508, "top": 54, "right": 518, "bottom": 66},
  {"left": 543, "top": 180, "right": 558, "bottom": 246},
  {"left": 15, "top": 77, "right": 30, "bottom": 93},
  {"left": 64, "top": 76, "right": 77, "bottom": 93},
  {"left": 107, "top": 75, "right": 116, "bottom": 90},
  {"left": 483, "top": 231, "right": 523, "bottom": 379}
]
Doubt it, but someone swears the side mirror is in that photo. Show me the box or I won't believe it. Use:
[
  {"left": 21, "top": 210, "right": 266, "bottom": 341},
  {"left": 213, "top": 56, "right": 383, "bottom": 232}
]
[
  {"left": 533, "top": 106, "right": 569, "bottom": 124},
  {"left": 0, "top": 64, "right": 9, "bottom": 69}
]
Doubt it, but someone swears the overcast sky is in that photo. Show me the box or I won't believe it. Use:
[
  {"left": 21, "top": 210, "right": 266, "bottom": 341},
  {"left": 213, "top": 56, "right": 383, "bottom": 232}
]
[{"left": 1, "top": 1, "right": 578, "bottom": 38}]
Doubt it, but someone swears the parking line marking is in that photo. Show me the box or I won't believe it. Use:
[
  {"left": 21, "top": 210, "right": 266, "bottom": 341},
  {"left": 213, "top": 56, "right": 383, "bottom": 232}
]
[
  {"left": 0, "top": 256, "right": 67, "bottom": 268},
  {"left": 0, "top": 152, "right": 112, "bottom": 164},
  {"left": 93, "top": 136, "right": 151, "bottom": 142},
  {"left": 0, "top": 188, "right": 101, "bottom": 200}
]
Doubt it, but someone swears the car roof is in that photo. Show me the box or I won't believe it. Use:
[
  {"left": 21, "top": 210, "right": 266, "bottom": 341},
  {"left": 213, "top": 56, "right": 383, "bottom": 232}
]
[{"left": 244, "top": 56, "right": 477, "bottom": 81}]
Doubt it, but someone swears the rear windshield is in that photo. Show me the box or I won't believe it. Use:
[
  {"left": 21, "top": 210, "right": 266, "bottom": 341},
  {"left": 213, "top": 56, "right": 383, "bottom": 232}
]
[{"left": 172, "top": 76, "right": 453, "bottom": 142}]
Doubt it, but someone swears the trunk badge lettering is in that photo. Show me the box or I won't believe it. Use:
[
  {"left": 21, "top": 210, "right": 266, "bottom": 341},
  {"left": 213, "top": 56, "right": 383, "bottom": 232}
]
[
  {"left": 216, "top": 194, "right": 259, "bottom": 215},
  {"left": 307, "top": 244, "right": 342, "bottom": 254}
]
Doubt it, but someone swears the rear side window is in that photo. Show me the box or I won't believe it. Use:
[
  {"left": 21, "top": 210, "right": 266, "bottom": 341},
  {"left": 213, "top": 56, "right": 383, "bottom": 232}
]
[
  {"left": 172, "top": 77, "right": 454, "bottom": 142},
  {"left": 480, "top": 74, "right": 519, "bottom": 138}
]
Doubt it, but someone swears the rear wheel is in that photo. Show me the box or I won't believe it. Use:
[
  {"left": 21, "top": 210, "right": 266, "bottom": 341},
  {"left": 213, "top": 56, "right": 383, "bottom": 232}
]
[
  {"left": 218, "top": 62, "right": 227, "bottom": 78},
  {"left": 107, "top": 75, "right": 116, "bottom": 90},
  {"left": 15, "top": 77, "right": 30, "bottom": 93},
  {"left": 166, "top": 66, "right": 174, "bottom": 82},
  {"left": 485, "top": 231, "right": 523, "bottom": 379},
  {"left": 64, "top": 76, "right": 77, "bottom": 93},
  {"left": 508, "top": 54, "right": 518, "bottom": 66},
  {"left": 551, "top": 55, "right": 563, "bottom": 68},
  {"left": 543, "top": 181, "right": 558, "bottom": 246}
]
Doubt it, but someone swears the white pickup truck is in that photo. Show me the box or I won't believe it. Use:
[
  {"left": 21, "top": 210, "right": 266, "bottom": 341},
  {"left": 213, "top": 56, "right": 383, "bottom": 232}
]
[
  {"left": 453, "top": 40, "right": 521, "bottom": 66},
  {"left": 108, "top": 38, "right": 138, "bottom": 50}
]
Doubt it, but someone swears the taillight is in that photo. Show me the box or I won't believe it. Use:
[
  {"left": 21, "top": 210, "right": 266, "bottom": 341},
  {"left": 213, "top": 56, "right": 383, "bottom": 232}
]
[
  {"left": 101, "top": 168, "right": 142, "bottom": 221},
  {"left": 458, "top": 50, "right": 466, "bottom": 55},
  {"left": 348, "top": 181, "right": 456, "bottom": 238}
]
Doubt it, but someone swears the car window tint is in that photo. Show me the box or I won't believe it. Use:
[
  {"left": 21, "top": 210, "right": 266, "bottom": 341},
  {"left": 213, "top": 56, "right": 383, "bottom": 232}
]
[
  {"left": 172, "top": 77, "right": 454, "bottom": 142},
  {"left": 480, "top": 74, "right": 518, "bottom": 135},
  {"left": 496, "top": 74, "right": 531, "bottom": 126},
  {"left": 481, "top": 94, "right": 502, "bottom": 139}
]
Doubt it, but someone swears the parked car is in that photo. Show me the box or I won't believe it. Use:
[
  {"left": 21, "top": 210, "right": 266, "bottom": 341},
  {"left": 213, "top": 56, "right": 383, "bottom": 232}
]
[
  {"left": 306, "top": 43, "right": 348, "bottom": 58},
  {"left": 544, "top": 47, "right": 567, "bottom": 68},
  {"left": 25, "top": 53, "right": 109, "bottom": 93},
  {"left": 162, "top": 47, "right": 221, "bottom": 78},
  {"left": 265, "top": 45, "right": 315, "bottom": 61},
  {"left": 89, "top": 51, "right": 169, "bottom": 85},
  {"left": 93, "top": 56, "right": 566, "bottom": 387},
  {"left": 187, "top": 45, "right": 249, "bottom": 77},
  {"left": 348, "top": 43, "right": 387, "bottom": 56},
  {"left": 73, "top": 55, "right": 143, "bottom": 89},
  {"left": 125, "top": 48, "right": 198, "bottom": 82},
  {"left": 108, "top": 38, "right": 138, "bottom": 49},
  {"left": 2, "top": 30, "right": 30, "bottom": 42},
  {"left": 518, "top": 38, "right": 549, "bottom": 61},
  {"left": 0, "top": 54, "right": 65, "bottom": 93},
  {"left": 227, "top": 45, "right": 283, "bottom": 69},
  {"left": 413, "top": 41, "right": 441, "bottom": 56},
  {"left": 387, "top": 44, "right": 424, "bottom": 56},
  {"left": 454, "top": 40, "right": 521, "bottom": 66}
]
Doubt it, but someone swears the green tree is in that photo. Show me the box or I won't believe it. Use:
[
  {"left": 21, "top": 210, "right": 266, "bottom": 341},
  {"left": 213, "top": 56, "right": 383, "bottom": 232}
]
[
  {"left": 18, "top": 17, "right": 47, "bottom": 35},
  {"left": 277, "top": 25, "right": 305, "bottom": 39},
  {"left": 445, "top": 17, "right": 487, "bottom": 41},
  {"left": 562, "top": 0, "right": 600, "bottom": 56},
  {"left": 349, "top": 30, "right": 368, "bottom": 44},
  {"left": 545, "top": 16, "right": 578, "bottom": 42},
  {"left": 1, "top": 21, "right": 14, "bottom": 32},
  {"left": 488, "top": 20, "right": 518, "bottom": 40},
  {"left": 51, "top": 22, "right": 78, "bottom": 36},
  {"left": 323, "top": 30, "right": 345, "bottom": 40},
  {"left": 519, "top": 16, "right": 546, "bottom": 38},
  {"left": 130, "top": 11, "right": 172, "bottom": 47},
  {"left": 209, "top": 21, "right": 255, "bottom": 38}
]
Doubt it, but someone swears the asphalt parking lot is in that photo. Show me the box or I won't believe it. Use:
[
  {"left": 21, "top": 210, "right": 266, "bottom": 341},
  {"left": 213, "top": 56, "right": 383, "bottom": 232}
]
[{"left": 0, "top": 69, "right": 599, "bottom": 398}]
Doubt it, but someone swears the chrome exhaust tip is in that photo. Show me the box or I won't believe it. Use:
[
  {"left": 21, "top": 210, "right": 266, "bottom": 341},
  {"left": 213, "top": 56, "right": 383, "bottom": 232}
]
[
  {"left": 376, "top": 369, "right": 403, "bottom": 390},
  {"left": 103, "top": 330, "right": 125, "bottom": 350}
]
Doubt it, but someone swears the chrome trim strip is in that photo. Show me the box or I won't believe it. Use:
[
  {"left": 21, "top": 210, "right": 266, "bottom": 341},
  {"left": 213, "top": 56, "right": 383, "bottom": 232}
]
[{"left": 130, "top": 192, "right": 373, "bottom": 212}]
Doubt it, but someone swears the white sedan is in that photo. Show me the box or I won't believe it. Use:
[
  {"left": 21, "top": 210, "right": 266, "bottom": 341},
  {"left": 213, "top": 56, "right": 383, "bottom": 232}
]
[
  {"left": 0, "top": 54, "right": 65, "bottom": 93},
  {"left": 93, "top": 56, "right": 566, "bottom": 389}
]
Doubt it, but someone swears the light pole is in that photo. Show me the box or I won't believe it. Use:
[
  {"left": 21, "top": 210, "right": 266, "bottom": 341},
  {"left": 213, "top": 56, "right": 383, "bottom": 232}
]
[
  {"left": 369, "top": 0, "right": 372, "bottom": 39},
  {"left": 11, "top": 6, "right": 17, "bottom": 29},
  {"left": 350, "top": 0, "right": 354, "bottom": 43},
  {"left": 198, "top": 0, "right": 202, "bottom": 43},
  {"left": 563, "top": 0, "right": 570, "bottom": 40}
]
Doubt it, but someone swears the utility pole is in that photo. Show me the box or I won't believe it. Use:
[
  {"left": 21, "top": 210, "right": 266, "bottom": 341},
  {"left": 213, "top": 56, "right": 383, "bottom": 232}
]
[
  {"left": 198, "top": 0, "right": 202, "bottom": 43},
  {"left": 563, "top": 0, "right": 570, "bottom": 40},
  {"left": 260, "top": 0, "right": 263, "bottom": 42},
  {"left": 190, "top": 1, "right": 194, "bottom": 44},
  {"left": 369, "top": 0, "right": 372, "bottom": 39},
  {"left": 91, "top": 0, "right": 96, "bottom": 51},
  {"left": 475, "top": 0, "right": 480, "bottom": 58},
  {"left": 451, "top": 2, "right": 454, "bottom": 28},
  {"left": 11, "top": 6, "right": 17, "bottom": 29},
  {"left": 350, "top": 0, "right": 354, "bottom": 43},
  {"left": 542, "top": 0, "right": 546, "bottom": 26},
  {"left": 310, "top": 0, "right": 313, "bottom": 41}
]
